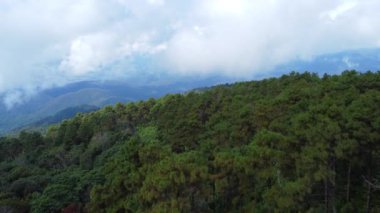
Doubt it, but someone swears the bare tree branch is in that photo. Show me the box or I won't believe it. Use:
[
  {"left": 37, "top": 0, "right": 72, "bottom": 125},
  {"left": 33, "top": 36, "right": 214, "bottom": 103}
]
[{"left": 362, "top": 176, "right": 380, "bottom": 190}]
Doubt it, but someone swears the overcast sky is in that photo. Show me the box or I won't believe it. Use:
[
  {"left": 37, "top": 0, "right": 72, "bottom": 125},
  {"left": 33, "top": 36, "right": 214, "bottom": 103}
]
[{"left": 1, "top": 0, "right": 380, "bottom": 108}]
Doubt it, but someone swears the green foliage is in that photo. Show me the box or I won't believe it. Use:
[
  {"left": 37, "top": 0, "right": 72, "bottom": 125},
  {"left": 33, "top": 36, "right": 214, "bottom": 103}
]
[
  {"left": 1, "top": 71, "right": 380, "bottom": 212},
  {"left": 30, "top": 184, "right": 79, "bottom": 213}
]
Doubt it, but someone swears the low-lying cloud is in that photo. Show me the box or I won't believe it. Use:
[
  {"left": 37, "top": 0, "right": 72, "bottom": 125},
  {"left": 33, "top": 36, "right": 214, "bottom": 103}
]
[{"left": 1, "top": 0, "right": 380, "bottom": 108}]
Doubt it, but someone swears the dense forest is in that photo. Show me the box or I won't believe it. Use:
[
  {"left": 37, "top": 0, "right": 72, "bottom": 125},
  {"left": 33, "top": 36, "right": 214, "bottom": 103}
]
[{"left": 0, "top": 71, "right": 379, "bottom": 212}]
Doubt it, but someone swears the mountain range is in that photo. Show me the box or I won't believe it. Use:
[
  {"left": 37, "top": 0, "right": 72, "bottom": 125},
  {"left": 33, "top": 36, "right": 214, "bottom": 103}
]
[
  {"left": 1, "top": 71, "right": 379, "bottom": 212},
  {"left": 1, "top": 48, "right": 379, "bottom": 135},
  {"left": 0, "top": 77, "right": 231, "bottom": 135}
]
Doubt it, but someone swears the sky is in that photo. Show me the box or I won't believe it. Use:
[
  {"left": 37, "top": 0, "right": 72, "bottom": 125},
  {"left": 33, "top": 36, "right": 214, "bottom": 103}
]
[{"left": 1, "top": 0, "right": 380, "bottom": 108}]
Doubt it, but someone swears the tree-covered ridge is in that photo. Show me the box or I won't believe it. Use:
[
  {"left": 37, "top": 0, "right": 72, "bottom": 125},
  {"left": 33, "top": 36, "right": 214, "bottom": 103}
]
[{"left": 0, "top": 71, "right": 379, "bottom": 212}]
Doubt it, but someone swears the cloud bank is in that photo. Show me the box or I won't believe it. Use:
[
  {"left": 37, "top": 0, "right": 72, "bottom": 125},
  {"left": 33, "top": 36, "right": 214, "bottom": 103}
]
[{"left": 1, "top": 0, "right": 380, "bottom": 108}]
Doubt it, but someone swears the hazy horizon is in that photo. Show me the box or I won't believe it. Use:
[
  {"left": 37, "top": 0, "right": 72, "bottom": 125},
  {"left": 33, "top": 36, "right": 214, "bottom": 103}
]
[{"left": 1, "top": 0, "right": 380, "bottom": 108}]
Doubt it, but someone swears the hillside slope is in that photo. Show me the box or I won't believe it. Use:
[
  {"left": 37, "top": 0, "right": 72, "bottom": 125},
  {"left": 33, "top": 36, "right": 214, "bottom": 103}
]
[
  {"left": 8, "top": 105, "right": 100, "bottom": 134},
  {"left": 0, "top": 77, "right": 228, "bottom": 135},
  {"left": 0, "top": 71, "right": 379, "bottom": 212}
]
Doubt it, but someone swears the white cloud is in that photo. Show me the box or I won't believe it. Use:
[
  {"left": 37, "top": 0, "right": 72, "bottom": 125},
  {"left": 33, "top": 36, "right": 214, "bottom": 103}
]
[
  {"left": 1, "top": 0, "right": 380, "bottom": 107},
  {"left": 60, "top": 33, "right": 121, "bottom": 76},
  {"left": 3, "top": 91, "right": 24, "bottom": 109},
  {"left": 0, "top": 0, "right": 125, "bottom": 107},
  {"left": 205, "top": 0, "right": 249, "bottom": 17},
  {"left": 147, "top": 0, "right": 165, "bottom": 6},
  {"left": 160, "top": 0, "right": 380, "bottom": 76},
  {"left": 342, "top": 57, "right": 359, "bottom": 69},
  {"left": 325, "top": 1, "right": 358, "bottom": 21},
  {"left": 60, "top": 31, "right": 168, "bottom": 76}
]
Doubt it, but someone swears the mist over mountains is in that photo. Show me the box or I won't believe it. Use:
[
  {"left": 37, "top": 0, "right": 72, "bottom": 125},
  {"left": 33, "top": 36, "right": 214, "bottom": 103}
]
[
  {"left": 2, "top": 1, "right": 380, "bottom": 212},
  {"left": 278, "top": 48, "right": 380, "bottom": 74},
  {"left": 0, "top": 48, "right": 379, "bottom": 135},
  {"left": 1, "top": 71, "right": 379, "bottom": 212},
  {"left": 0, "top": 77, "right": 231, "bottom": 135}
]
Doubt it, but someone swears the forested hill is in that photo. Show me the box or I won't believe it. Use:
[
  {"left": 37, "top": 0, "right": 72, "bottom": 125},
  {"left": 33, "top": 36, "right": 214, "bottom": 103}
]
[{"left": 1, "top": 71, "right": 380, "bottom": 212}]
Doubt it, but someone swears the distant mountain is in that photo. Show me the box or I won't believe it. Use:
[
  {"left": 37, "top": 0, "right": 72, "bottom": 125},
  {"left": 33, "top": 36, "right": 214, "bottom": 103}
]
[
  {"left": 277, "top": 48, "right": 380, "bottom": 74},
  {"left": 1, "top": 48, "right": 379, "bottom": 135},
  {"left": 26, "top": 105, "right": 99, "bottom": 127},
  {"left": 0, "top": 77, "right": 232, "bottom": 135},
  {"left": 9, "top": 105, "right": 99, "bottom": 134},
  {"left": 1, "top": 71, "right": 379, "bottom": 212}
]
